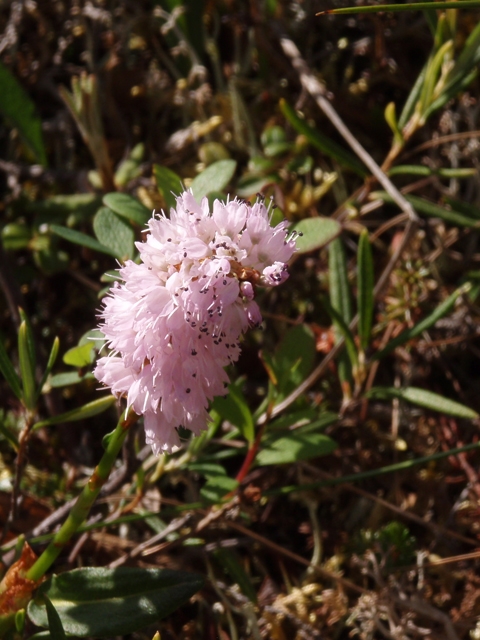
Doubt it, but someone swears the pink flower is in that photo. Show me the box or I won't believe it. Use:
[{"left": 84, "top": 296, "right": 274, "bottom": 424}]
[{"left": 94, "top": 191, "right": 297, "bottom": 454}]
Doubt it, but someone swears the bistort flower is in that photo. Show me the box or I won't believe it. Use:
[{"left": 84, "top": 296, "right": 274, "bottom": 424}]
[{"left": 94, "top": 191, "right": 297, "bottom": 454}]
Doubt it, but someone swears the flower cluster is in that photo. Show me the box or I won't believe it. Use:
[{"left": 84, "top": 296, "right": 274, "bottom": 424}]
[{"left": 94, "top": 191, "right": 296, "bottom": 454}]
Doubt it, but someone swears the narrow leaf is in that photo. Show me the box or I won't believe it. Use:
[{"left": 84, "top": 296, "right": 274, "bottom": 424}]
[
  {"left": 373, "top": 283, "right": 471, "bottom": 360},
  {"left": 50, "top": 225, "right": 118, "bottom": 257},
  {"left": 214, "top": 548, "right": 258, "bottom": 603},
  {"left": 212, "top": 385, "right": 255, "bottom": 444},
  {"left": 153, "top": 165, "right": 183, "bottom": 211},
  {"left": 27, "top": 567, "right": 204, "bottom": 637},
  {"left": 32, "top": 396, "right": 116, "bottom": 431},
  {"left": 36, "top": 337, "right": 60, "bottom": 400},
  {"left": 190, "top": 159, "right": 237, "bottom": 200},
  {"left": 317, "top": 2, "right": 480, "bottom": 15},
  {"left": 322, "top": 296, "right": 358, "bottom": 370},
  {"left": 49, "top": 371, "right": 95, "bottom": 388},
  {"left": 19, "top": 309, "right": 36, "bottom": 374},
  {"left": 292, "top": 217, "right": 341, "bottom": 254},
  {"left": 329, "top": 237, "right": 353, "bottom": 385},
  {"left": 102, "top": 193, "right": 151, "bottom": 227},
  {"left": 0, "top": 337, "right": 23, "bottom": 401},
  {"left": 367, "top": 386, "right": 478, "bottom": 419},
  {"left": 280, "top": 99, "right": 367, "bottom": 176},
  {"left": 357, "top": 229, "right": 374, "bottom": 351},
  {"left": 18, "top": 321, "right": 36, "bottom": 410},
  {"left": 44, "top": 596, "right": 66, "bottom": 640},
  {"left": 0, "top": 61, "right": 47, "bottom": 165},
  {"left": 371, "top": 191, "right": 480, "bottom": 228}
]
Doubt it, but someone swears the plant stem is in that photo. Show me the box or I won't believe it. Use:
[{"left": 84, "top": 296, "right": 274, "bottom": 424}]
[{"left": 26, "top": 409, "right": 139, "bottom": 582}]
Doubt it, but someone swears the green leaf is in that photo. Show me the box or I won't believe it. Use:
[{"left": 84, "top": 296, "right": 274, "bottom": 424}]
[
  {"left": 27, "top": 568, "right": 203, "bottom": 638},
  {"left": 43, "top": 596, "right": 66, "bottom": 640},
  {"left": 18, "top": 321, "right": 36, "bottom": 410},
  {"left": 211, "top": 385, "right": 255, "bottom": 444},
  {"left": 371, "top": 192, "right": 480, "bottom": 228},
  {"left": 36, "top": 337, "right": 60, "bottom": 399},
  {"left": 279, "top": 99, "right": 367, "bottom": 176},
  {"left": 63, "top": 342, "right": 94, "bottom": 368},
  {"left": 49, "top": 371, "right": 95, "bottom": 388},
  {"left": 329, "top": 237, "right": 353, "bottom": 387},
  {"left": 373, "top": 282, "right": 471, "bottom": 360},
  {"left": 32, "top": 396, "right": 116, "bottom": 431},
  {"left": 102, "top": 193, "right": 151, "bottom": 227},
  {"left": 367, "top": 386, "right": 478, "bottom": 419},
  {"left": 0, "top": 61, "right": 47, "bottom": 165},
  {"left": 317, "top": 1, "right": 480, "bottom": 15},
  {"left": 1, "top": 223, "right": 32, "bottom": 250},
  {"left": 256, "top": 432, "right": 337, "bottom": 466},
  {"left": 153, "top": 165, "right": 183, "bottom": 211},
  {"left": 425, "top": 21, "right": 480, "bottom": 119},
  {"left": 213, "top": 547, "right": 257, "bottom": 603},
  {"left": 357, "top": 230, "right": 374, "bottom": 351},
  {"left": 93, "top": 207, "right": 135, "bottom": 261},
  {"left": 388, "top": 165, "right": 476, "bottom": 178},
  {"left": 50, "top": 225, "right": 118, "bottom": 257},
  {"left": 19, "top": 309, "right": 36, "bottom": 374},
  {"left": 0, "top": 337, "right": 23, "bottom": 401},
  {"left": 270, "top": 324, "right": 317, "bottom": 398},
  {"left": 190, "top": 159, "right": 237, "bottom": 200},
  {"left": 292, "top": 217, "right": 341, "bottom": 254},
  {"left": 200, "top": 475, "right": 238, "bottom": 503},
  {"left": 322, "top": 296, "right": 358, "bottom": 370}
]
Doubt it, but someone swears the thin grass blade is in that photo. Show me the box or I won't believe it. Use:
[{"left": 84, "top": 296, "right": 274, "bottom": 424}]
[{"left": 357, "top": 229, "right": 374, "bottom": 351}]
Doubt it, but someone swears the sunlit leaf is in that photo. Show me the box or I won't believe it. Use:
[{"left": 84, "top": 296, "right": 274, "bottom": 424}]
[
  {"left": 27, "top": 567, "right": 204, "bottom": 637},
  {"left": 32, "top": 396, "right": 116, "bottom": 431},
  {"left": 153, "top": 165, "right": 183, "bottom": 211},
  {"left": 50, "top": 225, "right": 117, "bottom": 257},
  {"left": 102, "top": 193, "right": 151, "bottom": 227},
  {"left": 93, "top": 207, "right": 135, "bottom": 261},
  {"left": 292, "top": 217, "right": 341, "bottom": 254},
  {"left": 190, "top": 159, "right": 237, "bottom": 200},
  {"left": 367, "top": 386, "right": 478, "bottom": 419}
]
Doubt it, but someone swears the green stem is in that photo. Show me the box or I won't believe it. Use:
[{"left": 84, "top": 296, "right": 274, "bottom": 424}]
[
  {"left": 317, "top": 1, "right": 480, "bottom": 16},
  {"left": 267, "top": 441, "right": 480, "bottom": 496},
  {"left": 26, "top": 409, "right": 139, "bottom": 582}
]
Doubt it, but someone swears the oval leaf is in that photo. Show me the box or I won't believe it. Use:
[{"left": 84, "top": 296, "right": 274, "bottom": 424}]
[
  {"left": 292, "top": 217, "right": 341, "bottom": 254},
  {"left": 190, "top": 159, "right": 237, "bottom": 200},
  {"left": 93, "top": 207, "right": 135, "bottom": 261},
  {"left": 256, "top": 432, "right": 337, "bottom": 466},
  {"left": 367, "top": 386, "right": 478, "bottom": 419},
  {"left": 27, "top": 567, "right": 204, "bottom": 637},
  {"left": 102, "top": 193, "right": 151, "bottom": 227},
  {"left": 63, "top": 342, "right": 95, "bottom": 368},
  {"left": 153, "top": 165, "right": 183, "bottom": 211}
]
